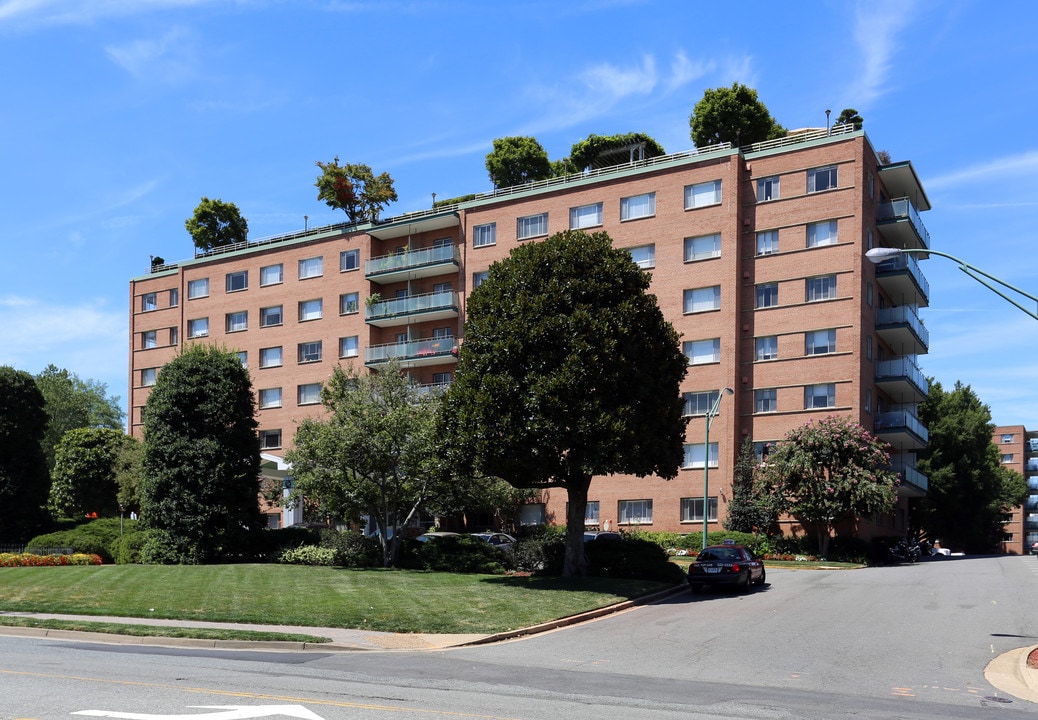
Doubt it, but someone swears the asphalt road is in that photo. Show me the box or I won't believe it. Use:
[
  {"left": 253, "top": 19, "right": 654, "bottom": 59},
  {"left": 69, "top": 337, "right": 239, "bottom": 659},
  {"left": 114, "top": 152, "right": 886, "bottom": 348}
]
[{"left": 4, "top": 554, "right": 1038, "bottom": 719}]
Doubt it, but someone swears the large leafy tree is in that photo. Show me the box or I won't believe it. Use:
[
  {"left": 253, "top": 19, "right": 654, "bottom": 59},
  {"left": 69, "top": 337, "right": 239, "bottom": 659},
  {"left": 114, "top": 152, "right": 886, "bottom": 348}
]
[
  {"left": 916, "top": 379, "right": 1027, "bottom": 553},
  {"left": 285, "top": 362, "right": 444, "bottom": 567},
  {"left": 569, "top": 132, "right": 666, "bottom": 171},
  {"left": 442, "top": 230, "right": 689, "bottom": 577},
  {"left": 0, "top": 366, "right": 51, "bottom": 543},
  {"left": 35, "top": 364, "right": 124, "bottom": 471},
  {"left": 689, "top": 83, "right": 786, "bottom": 148},
  {"left": 140, "top": 345, "right": 263, "bottom": 564},
  {"left": 756, "top": 415, "right": 899, "bottom": 557},
  {"left": 185, "top": 197, "right": 249, "bottom": 252},
  {"left": 49, "top": 427, "right": 132, "bottom": 519},
  {"left": 835, "top": 108, "right": 864, "bottom": 131},
  {"left": 723, "top": 438, "right": 778, "bottom": 534},
  {"left": 315, "top": 158, "right": 398, "bottom": 224},
  {"left": 484, "top": 136, "right": 553, "bottom": 189}
]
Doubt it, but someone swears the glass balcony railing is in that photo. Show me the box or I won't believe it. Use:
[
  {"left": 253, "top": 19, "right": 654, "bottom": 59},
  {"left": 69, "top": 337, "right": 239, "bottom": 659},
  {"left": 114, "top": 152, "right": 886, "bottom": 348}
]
[
  {"left": 364, "top": 337, "right": 458, "bottom": 365},
  {"left": 876, "top": 305, "right": 929, "bottom": 349},
  {"left": 874, "top": 251, "right": 930, "bottom": 301},
  {"left": 875, "top": 409, "right": 929, "bottom": 443},
  {"left": 1029, "top": 476, "right": 1038, "bottom": 491},
  {"left": 890, "top": 461, "right": 928, "bottom": 494},
  {"left": 1028, "top": 459, "right": 1038, "bottom": 472},
  {"left": 875, "top": 356, "right": 927, "bottom": 392},
  {"left": 365, "top": 291, "right": 458, "bottom": 322},
  {"left": 1029, "top": 438, "right": 1038, "bottom": 453},
  {"left": 877, "top": 197, "right": 931, "bottom": 250},
  {"left": 366, "top": 244, "right": 459, "bottom": 278}
]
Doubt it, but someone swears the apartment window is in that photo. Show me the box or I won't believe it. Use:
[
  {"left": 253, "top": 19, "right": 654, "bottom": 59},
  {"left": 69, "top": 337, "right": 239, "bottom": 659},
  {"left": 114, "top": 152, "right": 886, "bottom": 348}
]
[
  {"left": 473, "top": 222, "right": 496, "bottom": 247},
  {"left": 299, "top": 256, "right": 323, "bottom": 279},
  {"left": 225, "top": 270, "right": 248, "bottom": 293},
  {"left": 141, "top": 368, "right": 157, "bottom": 387},
  {"left": 807, "top": 220, "right": 838, "bottom": 248},
  {"left": 432, "top": 371, "right": 452, "bottom": 385},
  {"left": 259, "top": 346, "right": 282, "bottom": 368},
  {"left": 473, "top": 271, "right": 489, "bottom": 288},
  {"left": 755, "top": 388, "right": 777, "bottom": 413},
  {"left": 340, "top": 292, "right": 359, "bottom": 315},
  {"left": 756, "top": 230, "right": 779, "bottom": 256},
  {"left": 807, "top": 165, "right": 838, "bottom": 193},
  {"left": 681, "top": 497, "right": 718, "bottom": 523},
  {"left": 806, "top": 329, "right": 837, "bottom": 355},
  {"left": 141, "top": 293, "right": 157, "bottom": 312},
  {"left": 569, "top": 202, "right": 603, "bottom": 229},
  {"left": 299, "top": 299, "right": 323, "bottom": 322},
  {"left": 142, "top": 330, "right": 157, "bottom": 349},
  {"left": 866, "top": 282, "right": 873, "bottom": 307},
  {"left": 755, "top": 336, "right": 778, "bottom": 361},
  {"left": 260, "top": 264, "right": 283, "bottom": 286},
  {"left": 433, "top": 282, "right": 452, "bottom": 295},
  {"left": 866, "top": 335, "right": 873, "bottom": 360},
  {"left": 684, "top": 233, "right": 721, "bottom": 261},
  {"left": 1002, "top": 434, "right": 1016, "bottom": 444},
  {"left": 757, "top": 176, "right": 779, "bottom": 202},
  {"left": 340, "top": 249, "right": 360, "bottom": 272},
  {"left": 298, "top": 341, "right": 322, "bottom": 364},
  {"left": 684, "top": 338, "right": 720, "bottom": 365},
  {"left": 1002, "top": 454, "right": 1015, "bottom": 464},
  {"left": 225, "top": 311, "right": 248, "bottom": 333},
  {"left": 517, "top": 212, "right": 549, "bottom": 240},
  {"left": 628, "top": 244, "right": 655, "bottom": 269},
  {"left": 804, "top": 383, "right": 836, "bottom": 409},
  {"left": 298, "top": 383, "right": 322, "bottom": 406},
  {"left": 187, "top": 278, "right": 209, "bottom": 299},
  {"left": 583, "top": 501, "right": 600, "bottom": 525},
  {"left": 169, "top": 289, "right": 179, "bottom": 307},
  {"left": 685, "top": 179, "right": 722, "bottom": 209},
  {"left": 259, "top": 305, "right": 283, "bottom": 327},
  {"left": 756, "top": 283, "right": 779, "bottom": 308},
  {"left": 806, "top": 275, "right": 837, "bottom": 302},
  {"left": 237, "top": 351, "right": 247, "bottom": 367},
  {"left": 865, "top": 388, "right": 872, "bottom": 413},
  {"left": 339, "top": 336, "right": 359, "bottom": 358},
  {"left": 618, "top": 499, "right": 653, "bottom": 525},
  {"left": 620, "top": 192, "right": 655, "bottom": 221},
  {"left": 684, "top": 286, "right": 721, "bottom": 314},
  {"left": 683, "top": 443, "right": 719, "bottom": 469},
  {"left": 187, "top": 317, "right": 208, "bottom": 338},
  {"left": 258, "top": 388, "right": 282, "bottom": 409},
  {"left": 259, "top": 429, "right": 282, "bottom": 450},
  {"left": 170, "top": 326, "right": 178, "bottom": 345},
  {"left": 683, "top": 390, "right": 720, "bottom": 417}
]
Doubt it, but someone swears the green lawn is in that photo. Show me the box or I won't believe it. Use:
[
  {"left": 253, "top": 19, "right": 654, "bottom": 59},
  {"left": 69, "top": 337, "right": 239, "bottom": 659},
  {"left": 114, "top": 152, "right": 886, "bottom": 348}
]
[{"left": 0, "top": 564, "right": 670, "bottom": 634}]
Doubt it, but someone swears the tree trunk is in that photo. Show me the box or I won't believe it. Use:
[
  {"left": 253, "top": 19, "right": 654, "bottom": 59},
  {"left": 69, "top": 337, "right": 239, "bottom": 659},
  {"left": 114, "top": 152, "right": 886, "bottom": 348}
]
[
  {"left": 816, "top": 523, "right": 832, "bottom": 559},
  {"left": 562, "top": 477, "right": 591, "bottom": 577}
]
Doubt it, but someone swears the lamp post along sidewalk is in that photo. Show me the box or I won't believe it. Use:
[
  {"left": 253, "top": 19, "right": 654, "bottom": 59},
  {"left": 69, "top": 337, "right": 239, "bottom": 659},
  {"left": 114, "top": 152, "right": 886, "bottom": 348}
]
[{"left": 703, "top": 387, "right": 734, "bottom": 551}]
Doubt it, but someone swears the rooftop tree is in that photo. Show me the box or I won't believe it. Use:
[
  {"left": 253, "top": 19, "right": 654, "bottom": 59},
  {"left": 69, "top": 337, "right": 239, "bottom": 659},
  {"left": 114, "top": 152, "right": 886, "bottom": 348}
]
[
  {"left": 569, "top": 132, "right": 665, "bottom": 171},
  {"left": 185, "top": 197, "right": 249, "bottom": 252},
  {"left": 689, "top": 83, "right": 786, "bottom": 148},
  {"left": 484, "top": 136, "right": 553, "bottom": 189},
  {"left": 315, "top": 158, "right": 398, "bottom": 224}
]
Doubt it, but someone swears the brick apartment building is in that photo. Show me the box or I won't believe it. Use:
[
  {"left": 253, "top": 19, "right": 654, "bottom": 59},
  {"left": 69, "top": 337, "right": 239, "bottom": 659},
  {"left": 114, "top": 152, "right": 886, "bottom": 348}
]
[
  {"left": 128, "top": 125, "right": 932, "bottom": 540},
  {"left": 993, "top": 424, "right": 1038, "bottom": 553}
]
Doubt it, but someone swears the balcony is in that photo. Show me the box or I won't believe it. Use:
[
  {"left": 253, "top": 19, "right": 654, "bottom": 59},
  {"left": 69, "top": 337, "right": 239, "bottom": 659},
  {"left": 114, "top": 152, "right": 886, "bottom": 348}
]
[
  {"left": 412, "top": 381, "right": 451, "bottom": 398},
  {"left": 1028, "top": 458, "right": 1038, "bottom": 472},
  {"left": 877, "top": 198, "right": 930, "bottom": 251},
  {"left": 875, "top": 408, "right": 928, "bottom": 451},
  {"left": 1029, "top": 476, "right": 1038, "bottom": 491},
  {"left": 365, "top": 291, "right": 459, "bottom": 328},
  {"left": 890, "top": 460, "right": 928, "bottom": 497},
  {"left": 873, "top": 251, "right": 929, "bottom": 308},
  {"left": 364, "top": 337, "right": 458, "bottom": 369},
  {"left": 1029, "top": 438, "right": 1038, "bottom": 453},
  {"left": 875, "top": 305, "right": 929, "bottom": 355},
  {"left": 365, "top": 244, "right": 460, "bottom": 284},
  {"left": 875, "top": 356, "right": 928, "bottom": 403}
]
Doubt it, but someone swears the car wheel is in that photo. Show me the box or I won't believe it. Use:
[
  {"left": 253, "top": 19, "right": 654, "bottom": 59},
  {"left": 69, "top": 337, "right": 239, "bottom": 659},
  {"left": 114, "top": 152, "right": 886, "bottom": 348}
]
[
  {"left": 755, "top": 568, "right": 766, "bottom": 586},
  {"left": 739, "top": 573, "right": 751, "bottom": 593}
]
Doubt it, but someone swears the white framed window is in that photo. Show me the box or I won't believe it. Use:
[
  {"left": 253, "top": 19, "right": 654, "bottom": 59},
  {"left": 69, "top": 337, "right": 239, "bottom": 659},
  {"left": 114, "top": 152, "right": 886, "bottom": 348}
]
[
  {"left": 298, "top": 383, "right": 322, "bottom": 406},
  {"left": 169, "top": 289, "right": 179, "bottom": 307},
  {"left": 628, "top": 244, "right": 655, "bottom": 269},
  {"left": 517, "top": 212, "right": 548, "bottom": 240},
  {"left": 683, "top": 443, "right": 719, "bottom": 469},
  {"left": 170, "top": 327, "right": 178, "bottom": 345},
  {"left": 681, "top": 497, "right": 718, "bottom": 523},
  {"left": 757, "top": 176, "right": 780, "bottom": 202},
  {"left": 684, "top": 233, "right": 721, "bottom": 261},
  {"left": 299, "top": 256, "right": 323, "bottom": 279},
  {"left": 259, "top": 429, "right": 282, "bottom": 450},
  {"left": 237, "top": 351, "right": 247, "bottom": 367},
  {"left": 298, "top": 341, "right": 322, "bottom": 363},
  {"left": 583, "top": 501, "right": 600, "bottom": 525},
  {"left": 225, "top": 311, "right": 248, "bottom": 333},
  {"left": 804, "top": 383, "right": 836, "bottom": 409},
  {"left": 683, "top": 286, "right": 721, "bottom": 314},
  {"left": 756, "top": 283, "right": 778, "bottom": 308},
  {"left": 807, "top": 165, "right": 838, "bottom": 193},
  {"left": 141, "top": 367, "right": 157, "bottom": 387},
  {"left": 807, "top": 220, "right": 838, "bottom": 248},
  {"left": 683, "top": 390, "right": 720, "bottom": 417},
  {"left": 756, "top": 230, "right": 779, "bottom": 256},
  {"left": 259, "top": 388, "right": 282, "bottom": 409},
  {"left": 187, "top": 317, "right": 208, "bottom": 338},
  {"left": 187, "top": 278, "right": 209, "bottom": 299},
  {"left": 141, "top": 293, "right": 157, "bottom": 312},
  {"left": 806, "top": 329, "right": 837, "bottom": 355},
  {"left": 618, "top": 499, "right": 653, "bottom": 525},
  {"left": 685, "top": 179, "right": 722, "bottom": 209},
  {"left": 806, "top": 275, "right": 837, "bottom": 302},
  {"left": 225, "top": 270, "right": 248, "bottom": 293},
  {"left": 299, "top": 299, "right": 323, "bottom": 322},
  {"left": 620, "top": 192, "right": 655, "bottom": 221},
  {"left": 142, "top": 330, "right": 157, "bottom": 349},
  {"left": 473, "top": 223, "right": 496, "bottom": 247},
  {"left": 1002, "top": 453, "right": 1015, "bottom": 464},
  {"left": 340, "top": 249, "right": 360, "bottom": 272},
  {"left": 260, "top": 264, "right": 283, "bottom": 286},
  {"left": 755, "top": 388, "right": 777, "bottom": 413},
  {"left": 259, "top": 346, "right": 282, "bottom": 368},
  {"left": 684, "top": 338, "right": 720, "bottom": 365},
  {"left": 473, "top": 271, "right": 489, "bottom": 288},
  {"left": 1002, "top": 434, "right": 1016, "bottom": 444},
  {"left": 340, "top": 292, "right": 359, "bottom": 315},
  {"left": 755, "top": 336, "right": 778, "bottom": 361},
  {"left": 569, "top": 202, "right": 603, "bottom": 229},
  {"left": 339, "top": 336, "right": 359, "bottom": 358},
  {"left": 259, "top": 305, "right": 283, "bottom": 327}
]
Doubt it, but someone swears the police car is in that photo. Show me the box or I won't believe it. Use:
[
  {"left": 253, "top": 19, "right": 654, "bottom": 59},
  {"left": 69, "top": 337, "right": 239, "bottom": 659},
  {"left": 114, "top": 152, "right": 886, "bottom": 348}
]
[{"left": 687, "top": 540, "right": 766, "bottom": 593}]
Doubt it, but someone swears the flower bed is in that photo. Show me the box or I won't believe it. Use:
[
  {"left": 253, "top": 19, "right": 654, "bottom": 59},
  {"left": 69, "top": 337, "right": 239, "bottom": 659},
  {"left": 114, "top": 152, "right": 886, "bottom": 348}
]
[{"left": 0, "top": 553, "right": 103, "bottom": 567}]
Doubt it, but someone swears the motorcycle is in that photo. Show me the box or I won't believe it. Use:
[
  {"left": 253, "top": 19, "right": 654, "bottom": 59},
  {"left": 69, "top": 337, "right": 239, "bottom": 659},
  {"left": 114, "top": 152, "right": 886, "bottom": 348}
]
[{"left": 886, "top": 538, "right": 921, "bottom": 564}]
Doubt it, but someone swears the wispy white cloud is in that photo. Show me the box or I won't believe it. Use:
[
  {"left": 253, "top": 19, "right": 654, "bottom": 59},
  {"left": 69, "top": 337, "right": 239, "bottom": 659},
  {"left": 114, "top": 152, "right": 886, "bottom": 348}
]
[
  {"left": 666, "top": 51, "right": 714, "bottom": 92},
  {"left": 847, "top": 0, "right": 915, "bottom": 107},
  {"left": 925, "top": 150, "right": 1038, "bottom": 190},
  {"left": 105, "top": 25, "right": 199, "bottom": 82},
  {"left": 0, "top": 0, "right": 217, "bottom": 29}
]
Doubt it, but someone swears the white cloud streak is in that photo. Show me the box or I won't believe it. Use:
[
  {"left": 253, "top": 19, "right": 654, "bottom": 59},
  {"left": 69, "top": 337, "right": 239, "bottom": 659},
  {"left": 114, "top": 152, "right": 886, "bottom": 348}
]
[
  {"left": 925, "top": 150, "right": 1038, "bottom": 190},
  {"left": 848, "top": 0, "right": 915, "bottom": 108},
  {"left": 0, "top": 0, "right": 218, "bottom": 28}
]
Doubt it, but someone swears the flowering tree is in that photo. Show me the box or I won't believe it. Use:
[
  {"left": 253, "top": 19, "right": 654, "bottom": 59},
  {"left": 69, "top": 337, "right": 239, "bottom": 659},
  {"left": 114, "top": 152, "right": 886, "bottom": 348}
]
[
  {"left": 315, "top": 157, "right": 397, "bottom": 224},
  {"left": 755, "top": 415, "right": 899, "bottom": 557}
]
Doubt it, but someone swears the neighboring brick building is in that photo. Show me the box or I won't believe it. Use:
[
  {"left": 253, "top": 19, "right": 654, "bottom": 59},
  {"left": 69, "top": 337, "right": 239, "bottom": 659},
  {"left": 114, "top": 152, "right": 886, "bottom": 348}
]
[
  {"left": 993, "top": 425, "right": 1038, "bottom": 554},
  {"left": 129, "top": 125, "right": 932, "bottom": 539}
]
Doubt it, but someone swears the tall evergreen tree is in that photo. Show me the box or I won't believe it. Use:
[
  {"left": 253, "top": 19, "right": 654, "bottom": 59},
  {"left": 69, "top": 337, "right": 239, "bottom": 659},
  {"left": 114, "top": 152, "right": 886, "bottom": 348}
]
[
  {"left": 0, "top": 367, "right": 51, "bottom": 543},
  {"left": 724, "top": 438, "right": 777, "bottom": 534}
]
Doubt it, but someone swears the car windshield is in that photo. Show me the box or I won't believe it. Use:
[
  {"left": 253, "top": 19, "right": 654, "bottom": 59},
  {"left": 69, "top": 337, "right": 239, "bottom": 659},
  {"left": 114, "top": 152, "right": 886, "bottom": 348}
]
[{"left": 698, "top": 547, "right": 743, "bottom": 562}]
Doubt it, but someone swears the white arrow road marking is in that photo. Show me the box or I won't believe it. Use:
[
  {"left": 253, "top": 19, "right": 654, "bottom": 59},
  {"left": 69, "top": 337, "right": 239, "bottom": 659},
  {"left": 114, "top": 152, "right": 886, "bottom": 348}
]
[{"left": 73, "top": 705, "right": 326, "bottom": 719}]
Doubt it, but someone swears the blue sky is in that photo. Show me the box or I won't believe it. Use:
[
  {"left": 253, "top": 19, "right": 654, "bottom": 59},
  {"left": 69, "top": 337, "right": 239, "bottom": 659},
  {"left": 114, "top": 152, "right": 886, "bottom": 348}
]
[{"left": 2, "top": 0, "right": 1038, "bottom": 429}]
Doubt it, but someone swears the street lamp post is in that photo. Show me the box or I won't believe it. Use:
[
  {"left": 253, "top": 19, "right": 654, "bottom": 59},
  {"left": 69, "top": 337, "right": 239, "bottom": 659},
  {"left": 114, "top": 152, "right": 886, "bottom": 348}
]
[
  {"left": 865, "top": 247, "right": 1038, "bottom": 321},
  {"left": 703, "top": 387, "right": 734, "bottom": 551}
]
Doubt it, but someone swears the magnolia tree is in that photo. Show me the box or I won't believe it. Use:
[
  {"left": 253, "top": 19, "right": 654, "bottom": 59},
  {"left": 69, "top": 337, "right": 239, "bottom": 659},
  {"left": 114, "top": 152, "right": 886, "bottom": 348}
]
[{"left": 755, "top": 415, "right": 899, "bottom": 557}]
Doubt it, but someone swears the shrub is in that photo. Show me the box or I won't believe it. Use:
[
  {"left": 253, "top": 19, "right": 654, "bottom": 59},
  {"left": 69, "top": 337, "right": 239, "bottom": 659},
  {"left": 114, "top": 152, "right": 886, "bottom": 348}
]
[
  {"left": 396, "top": 536, "right": 513, "bottom": 574},
  {"left": 513, "top": 526, "right": 566, "bottom": 574},
  {"left": 585, "top": 536, "right": 685, "bottom": 583},
  {"left": 319, "top": 529, "right": 380, "bottom": 568},
  {"left": 26, "top": 518, "right": 134, "bottom": 564},
  {"left": 279, "top": 545, "right": 339, "bottom": 566},
  {"left": 112, "top": 529, "right": 147, "bottom": 564}
]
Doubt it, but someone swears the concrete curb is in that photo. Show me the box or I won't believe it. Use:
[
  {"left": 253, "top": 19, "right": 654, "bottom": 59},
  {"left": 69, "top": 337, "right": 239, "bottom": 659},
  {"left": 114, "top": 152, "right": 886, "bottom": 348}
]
[{"left": 984, "top": 645, "right": 1038, "bottom": 705}]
